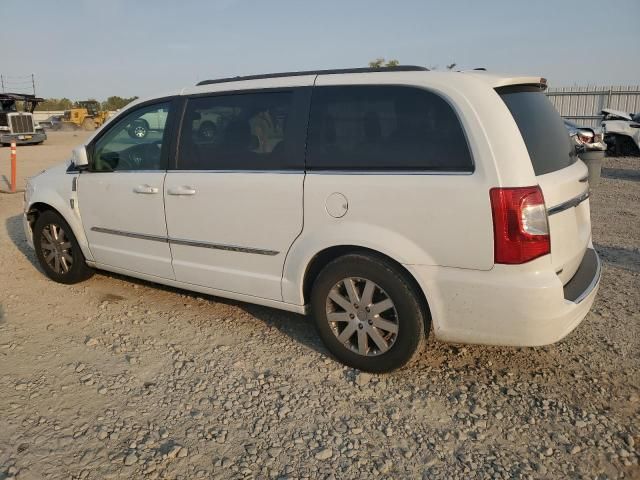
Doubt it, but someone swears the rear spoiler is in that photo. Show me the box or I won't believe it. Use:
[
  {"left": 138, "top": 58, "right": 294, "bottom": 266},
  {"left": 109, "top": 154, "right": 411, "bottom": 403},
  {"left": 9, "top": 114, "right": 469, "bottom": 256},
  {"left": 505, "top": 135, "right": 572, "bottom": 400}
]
[{"left": 494, "top": 83, "right": 548, "bottom": 95}]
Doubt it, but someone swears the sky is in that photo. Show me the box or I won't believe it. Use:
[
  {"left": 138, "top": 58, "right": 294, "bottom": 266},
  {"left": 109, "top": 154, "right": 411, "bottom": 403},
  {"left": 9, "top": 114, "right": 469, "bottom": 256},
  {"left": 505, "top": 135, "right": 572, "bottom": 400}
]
[{"left": 2, "top": 0, "right": 639, "bottom": 100}]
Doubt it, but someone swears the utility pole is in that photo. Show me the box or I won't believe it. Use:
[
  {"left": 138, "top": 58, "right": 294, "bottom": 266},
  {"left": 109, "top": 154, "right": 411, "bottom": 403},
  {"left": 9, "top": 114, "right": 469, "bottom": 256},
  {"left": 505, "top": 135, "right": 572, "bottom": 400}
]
[
  {"left": 0, "top": 74, "right": 4, "bottom": 93},
  {"left": 32, "top": 73, "right": 36, "bottom": 95}
]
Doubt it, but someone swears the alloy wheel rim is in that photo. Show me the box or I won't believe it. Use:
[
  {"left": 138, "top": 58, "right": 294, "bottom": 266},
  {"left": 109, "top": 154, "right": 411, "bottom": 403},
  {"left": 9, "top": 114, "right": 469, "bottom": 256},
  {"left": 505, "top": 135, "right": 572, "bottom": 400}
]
[
  {"left": 325, "top": 277, "right": 399, "bottom": 356},
  {"left": 133, "top": 126, "right": 146, "bottom": 137},
  {"left": 40, "top": 224, "right": 73, "bottom": 274}
]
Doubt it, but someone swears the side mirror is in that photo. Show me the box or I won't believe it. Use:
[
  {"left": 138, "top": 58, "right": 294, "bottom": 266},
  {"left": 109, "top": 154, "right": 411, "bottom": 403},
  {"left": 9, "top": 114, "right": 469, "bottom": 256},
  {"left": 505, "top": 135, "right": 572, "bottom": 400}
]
[{"left": 72, "top": 145, "right": 89, "bottom": 170}]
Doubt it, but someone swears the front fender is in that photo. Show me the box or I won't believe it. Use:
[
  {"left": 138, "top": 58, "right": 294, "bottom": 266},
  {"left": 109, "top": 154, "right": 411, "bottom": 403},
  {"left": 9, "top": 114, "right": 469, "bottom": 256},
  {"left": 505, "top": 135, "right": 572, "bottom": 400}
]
[
  {"left": 281, "top": 222, "right": 437, "bottom": 305},
  {"left": 27, "top": 168, "right": 94, "bottom": 262}
]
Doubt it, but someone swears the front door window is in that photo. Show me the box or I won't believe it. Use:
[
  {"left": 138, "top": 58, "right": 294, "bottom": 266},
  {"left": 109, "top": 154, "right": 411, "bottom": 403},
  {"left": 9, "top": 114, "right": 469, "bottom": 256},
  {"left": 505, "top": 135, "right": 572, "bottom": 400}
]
[{"left": 92, "top": 102, "right": 170, "bottom": 171}]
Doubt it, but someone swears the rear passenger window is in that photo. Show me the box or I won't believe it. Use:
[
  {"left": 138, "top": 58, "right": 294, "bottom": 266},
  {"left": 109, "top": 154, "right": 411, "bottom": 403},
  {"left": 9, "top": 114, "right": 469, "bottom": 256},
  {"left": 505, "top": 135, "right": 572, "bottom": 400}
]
[
  {"left": 178, "top": 92, "right": 298, "bottom": 170},
  {"left": 306, "top": 86, "right": 473, "bottom": 171}
]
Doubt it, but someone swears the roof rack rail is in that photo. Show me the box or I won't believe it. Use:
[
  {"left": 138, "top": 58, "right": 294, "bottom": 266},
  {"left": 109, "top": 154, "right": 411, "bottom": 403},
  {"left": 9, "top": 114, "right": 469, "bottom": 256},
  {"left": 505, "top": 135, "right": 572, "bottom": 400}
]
[{"left": 196, "top": 65, "right": 429, "bottom": 86}]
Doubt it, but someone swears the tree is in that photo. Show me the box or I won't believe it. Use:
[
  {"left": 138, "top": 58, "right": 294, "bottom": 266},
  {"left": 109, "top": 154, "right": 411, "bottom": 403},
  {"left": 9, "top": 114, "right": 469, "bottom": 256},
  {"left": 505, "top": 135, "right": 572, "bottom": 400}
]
[
  {"left": 34, "top": 98, "right": 73, "bottom": 111},
  {"left": 101, "top": 96, "right": 138, "bottom": 111},
  {"left": 368, "top": 58, "right": 400, "bottom": 68},
  {"left": 34, "top": 95, "right": 139, "bottom": 111}
]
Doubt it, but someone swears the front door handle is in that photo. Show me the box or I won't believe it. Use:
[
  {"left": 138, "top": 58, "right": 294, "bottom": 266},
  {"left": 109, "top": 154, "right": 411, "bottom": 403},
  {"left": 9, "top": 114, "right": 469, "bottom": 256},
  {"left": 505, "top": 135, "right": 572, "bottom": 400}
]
[
  {"left": 167, "top": 186, "right": 197, "bottom": 196},
  {"left": 133, "top": 184, "right": 159, "bottom": 194}
]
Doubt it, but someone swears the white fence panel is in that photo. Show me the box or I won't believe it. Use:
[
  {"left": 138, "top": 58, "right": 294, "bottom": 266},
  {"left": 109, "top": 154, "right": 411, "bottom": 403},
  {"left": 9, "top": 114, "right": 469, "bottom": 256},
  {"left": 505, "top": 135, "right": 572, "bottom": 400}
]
[{"left": 546, "top": 86, "right": 640, "bottom": 128}]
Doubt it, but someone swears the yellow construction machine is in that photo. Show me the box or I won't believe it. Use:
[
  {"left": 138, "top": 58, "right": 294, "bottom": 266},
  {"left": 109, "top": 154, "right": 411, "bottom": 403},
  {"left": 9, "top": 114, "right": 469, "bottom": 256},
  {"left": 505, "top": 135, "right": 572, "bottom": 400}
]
[{"left": 60, "top": 100, "right": 109, "bottom": 131}]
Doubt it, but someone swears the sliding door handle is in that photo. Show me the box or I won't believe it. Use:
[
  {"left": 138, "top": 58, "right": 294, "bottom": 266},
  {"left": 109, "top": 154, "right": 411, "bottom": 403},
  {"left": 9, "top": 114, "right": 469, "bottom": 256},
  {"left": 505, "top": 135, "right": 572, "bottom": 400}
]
[
  {"left": 133, "top": 184, "right": 159, "bottom": 194},
  {"left": 167, "top": 186, "right": 197, "bottom": 196}
]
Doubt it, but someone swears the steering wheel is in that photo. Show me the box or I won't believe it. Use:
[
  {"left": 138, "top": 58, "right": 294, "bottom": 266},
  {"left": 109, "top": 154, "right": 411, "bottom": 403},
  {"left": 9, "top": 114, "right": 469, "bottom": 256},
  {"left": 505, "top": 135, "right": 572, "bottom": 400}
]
[{"left": 120, "top": 141, "right": 162, "bottom": 170}]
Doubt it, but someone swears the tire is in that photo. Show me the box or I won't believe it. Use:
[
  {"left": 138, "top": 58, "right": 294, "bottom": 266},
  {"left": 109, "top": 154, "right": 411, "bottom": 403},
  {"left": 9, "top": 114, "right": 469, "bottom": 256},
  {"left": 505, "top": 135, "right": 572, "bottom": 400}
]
[
  {"left": 311, "top": 253, "right": 428, "bottom": 373},
  {"left": 82, "top": 118, "right": 96, "bottom": 131},
  {"left": 128, "top": 120, "right": 149, "bottom": 139},
  {"left": 33, "top": 210, "right": 93, "bottom": 284}
]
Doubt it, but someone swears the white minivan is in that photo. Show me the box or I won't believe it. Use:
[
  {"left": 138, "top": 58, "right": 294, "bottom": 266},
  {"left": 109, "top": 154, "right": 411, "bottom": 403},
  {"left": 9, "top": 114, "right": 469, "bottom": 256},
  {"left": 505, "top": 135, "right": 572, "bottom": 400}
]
[{"left": 23, "top": 66, "right": 601, "bottom": 372}]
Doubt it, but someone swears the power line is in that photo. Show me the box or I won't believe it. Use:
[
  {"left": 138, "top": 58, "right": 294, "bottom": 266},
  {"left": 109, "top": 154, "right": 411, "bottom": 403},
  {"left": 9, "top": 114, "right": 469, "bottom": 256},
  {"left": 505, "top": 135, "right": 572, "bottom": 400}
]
[{"left": 0, "top": 73, "right": 36, "bottom": 94}]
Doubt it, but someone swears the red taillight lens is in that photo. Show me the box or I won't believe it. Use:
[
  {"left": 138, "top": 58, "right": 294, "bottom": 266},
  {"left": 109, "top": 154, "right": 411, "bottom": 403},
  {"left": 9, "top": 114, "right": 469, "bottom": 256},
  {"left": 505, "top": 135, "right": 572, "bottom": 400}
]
[
  {"left": 490, "top": 186, "right": 550, "bottom": 264},
  {"left": 577, "top": 133, "right": 593, "bottom": 144}
]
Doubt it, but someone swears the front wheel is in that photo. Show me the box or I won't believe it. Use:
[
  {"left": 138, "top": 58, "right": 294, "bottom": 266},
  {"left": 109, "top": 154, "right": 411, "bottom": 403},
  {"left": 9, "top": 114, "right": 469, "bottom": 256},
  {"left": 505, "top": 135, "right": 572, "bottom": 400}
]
[
  {"left": 81, "top": 118, "right": 96, "bottom": 131},
  {"left": 33, "top": 210, "right": 93, "bottom": 284},
  {"left": 311, "top": 253, "right": 428, "bottom": 373}
]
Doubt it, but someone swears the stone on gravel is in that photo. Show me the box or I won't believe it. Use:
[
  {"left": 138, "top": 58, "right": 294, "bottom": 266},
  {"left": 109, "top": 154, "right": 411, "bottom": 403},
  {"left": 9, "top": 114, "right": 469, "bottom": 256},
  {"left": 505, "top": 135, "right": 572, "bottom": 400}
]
[
  {"left": 315, "top": 448, "right": 333, "bottom": 460},
  {"left": 356, "top": 373, "right": 372, "bottom": 386}
]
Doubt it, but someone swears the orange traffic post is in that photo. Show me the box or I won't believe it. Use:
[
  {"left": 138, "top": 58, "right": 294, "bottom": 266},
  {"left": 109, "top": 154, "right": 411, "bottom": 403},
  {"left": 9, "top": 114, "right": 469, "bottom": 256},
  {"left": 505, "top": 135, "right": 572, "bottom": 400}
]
[{"left": 10, "top": 141, "right": 17, "bottom": 193}]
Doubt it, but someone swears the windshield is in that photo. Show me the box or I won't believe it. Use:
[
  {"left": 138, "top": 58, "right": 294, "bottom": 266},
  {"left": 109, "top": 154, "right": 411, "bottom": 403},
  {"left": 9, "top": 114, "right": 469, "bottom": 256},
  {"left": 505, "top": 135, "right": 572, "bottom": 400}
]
[
  {"left": 0, "top": 100, "right": 17, "bottom": 113},
  {"left": 498, "top": 86, "right": 576, "bottom": 176}
]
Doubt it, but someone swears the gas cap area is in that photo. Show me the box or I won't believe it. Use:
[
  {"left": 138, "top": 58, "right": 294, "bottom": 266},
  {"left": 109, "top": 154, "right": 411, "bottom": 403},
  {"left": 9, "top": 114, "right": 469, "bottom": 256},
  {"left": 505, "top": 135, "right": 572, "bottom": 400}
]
[{"left": 325, "top": 192, "right": 348, "bottom": 218}]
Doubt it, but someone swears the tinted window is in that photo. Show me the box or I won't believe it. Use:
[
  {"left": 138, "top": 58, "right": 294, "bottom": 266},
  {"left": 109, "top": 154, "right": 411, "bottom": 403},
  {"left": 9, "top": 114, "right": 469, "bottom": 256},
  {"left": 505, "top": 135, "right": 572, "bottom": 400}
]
[
  {"left": 178, "top": 91, "right": 298, "bottom": 170},
  {"left": 92, "top": 102, "right": 170, "bottom": 172},
  {"left": 306, "top": 86, "right": 473, "bottom": 171},
  {"left": 498, "top": 87, "right": 576, "bottom": 176}
]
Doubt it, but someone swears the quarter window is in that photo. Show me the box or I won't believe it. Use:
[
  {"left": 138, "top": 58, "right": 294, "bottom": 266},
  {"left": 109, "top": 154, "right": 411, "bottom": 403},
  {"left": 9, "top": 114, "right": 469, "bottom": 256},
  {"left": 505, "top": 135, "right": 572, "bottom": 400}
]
[
  {"left": 92, "top": 102, "right": 171, "bottom": 172},
  {"left": 177, "top": 92, "right": 297, "bottom": 170},
  {"left": 306, "top": 86, "right": 473, "bottom": 171}
]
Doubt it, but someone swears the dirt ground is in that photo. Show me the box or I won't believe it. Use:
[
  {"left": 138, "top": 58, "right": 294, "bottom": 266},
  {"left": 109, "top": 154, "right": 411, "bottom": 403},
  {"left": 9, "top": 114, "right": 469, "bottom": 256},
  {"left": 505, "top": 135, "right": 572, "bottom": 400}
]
[{"left": 0, "top": 132, "right": 638, "bottom": 479}]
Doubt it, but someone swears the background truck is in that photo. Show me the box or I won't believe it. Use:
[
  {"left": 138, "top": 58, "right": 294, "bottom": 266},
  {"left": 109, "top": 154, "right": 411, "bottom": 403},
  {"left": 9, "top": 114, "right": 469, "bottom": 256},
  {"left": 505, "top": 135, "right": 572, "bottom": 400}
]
[{"left": 0, "top": 93, "right": 47, "bottom": 145}]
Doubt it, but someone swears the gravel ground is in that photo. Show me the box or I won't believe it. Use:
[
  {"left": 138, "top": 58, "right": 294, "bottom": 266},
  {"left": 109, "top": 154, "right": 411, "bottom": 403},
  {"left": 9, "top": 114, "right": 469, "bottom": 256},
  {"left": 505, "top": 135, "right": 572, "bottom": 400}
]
[{"left": 0, "top": 138, "right": 638, "bottom": 479}]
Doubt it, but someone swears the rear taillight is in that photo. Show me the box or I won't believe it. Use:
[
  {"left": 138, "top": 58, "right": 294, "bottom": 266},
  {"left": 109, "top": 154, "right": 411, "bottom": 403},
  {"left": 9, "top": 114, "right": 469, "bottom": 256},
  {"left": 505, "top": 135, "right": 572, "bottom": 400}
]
[
  {"left": 577, "top": 132, "right": 593, "bottom": 144},
  {"left": 490, "top": 186, "right": 550, "bottom": 264}
]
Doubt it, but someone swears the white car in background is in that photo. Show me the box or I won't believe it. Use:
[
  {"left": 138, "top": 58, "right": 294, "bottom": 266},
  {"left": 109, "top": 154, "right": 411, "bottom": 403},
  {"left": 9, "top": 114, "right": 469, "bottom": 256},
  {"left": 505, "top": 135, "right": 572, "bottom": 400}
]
[
  {"left": 601, "top": 108, "right": 640, "bottom": 156},
  {"left": 22, "top": 66, "right": 601, "bottom": 372},
  {"left": 127, "top": 106, "right": 170, "bottom": 139}
]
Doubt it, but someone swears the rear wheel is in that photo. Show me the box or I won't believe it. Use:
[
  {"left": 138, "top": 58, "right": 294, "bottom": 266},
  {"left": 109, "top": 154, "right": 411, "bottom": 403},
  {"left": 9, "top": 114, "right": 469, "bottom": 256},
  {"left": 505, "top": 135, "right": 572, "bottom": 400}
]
[
  {"left": 311, "top": 253, "right": 428, "bottom": 372},
  {"left": 33, "top": 210, "right": 93, "bottom": 284}
]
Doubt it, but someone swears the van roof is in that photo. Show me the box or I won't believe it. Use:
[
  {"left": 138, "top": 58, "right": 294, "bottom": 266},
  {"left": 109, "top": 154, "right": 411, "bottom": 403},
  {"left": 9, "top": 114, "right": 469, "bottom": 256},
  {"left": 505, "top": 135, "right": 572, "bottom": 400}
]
[{"left": 194, "top": 66, "right": 546, "bottom": 91}]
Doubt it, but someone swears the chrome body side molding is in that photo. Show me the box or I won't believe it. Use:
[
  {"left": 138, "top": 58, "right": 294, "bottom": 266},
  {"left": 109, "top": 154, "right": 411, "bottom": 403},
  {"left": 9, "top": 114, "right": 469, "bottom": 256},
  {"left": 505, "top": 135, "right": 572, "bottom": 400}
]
[
  {"left": 548, "top": 190, "right": 589, "bottom": 216},
  {"left": 90, "top": 227, "right": 279, "bottom": 256}
]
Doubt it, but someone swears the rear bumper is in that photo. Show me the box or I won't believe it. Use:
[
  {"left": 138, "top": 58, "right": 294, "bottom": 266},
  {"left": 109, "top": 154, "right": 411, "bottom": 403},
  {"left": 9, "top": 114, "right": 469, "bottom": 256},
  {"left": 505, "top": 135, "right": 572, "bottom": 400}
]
[
  {"left": 406, "top": 248, "right": 601, "bottom": 347},
  {"left": 1, "top": 132, "right": 46, "bottom": 145}
]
